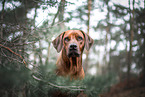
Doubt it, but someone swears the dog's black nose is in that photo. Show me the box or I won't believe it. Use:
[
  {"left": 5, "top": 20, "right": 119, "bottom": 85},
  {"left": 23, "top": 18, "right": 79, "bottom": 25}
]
[{"left": 69, "top": 43, "right": 77, "bottom": 50}]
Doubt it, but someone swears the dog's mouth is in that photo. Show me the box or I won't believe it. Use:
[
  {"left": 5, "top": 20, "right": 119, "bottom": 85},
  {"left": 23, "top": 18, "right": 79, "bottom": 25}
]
[{"left": 68, "top": 50, "right": 80, "bottom": 58}]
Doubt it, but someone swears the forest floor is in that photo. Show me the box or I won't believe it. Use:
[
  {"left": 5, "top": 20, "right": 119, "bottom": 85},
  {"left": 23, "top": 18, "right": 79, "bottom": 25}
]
[{"left": 100, "top": 76, "right": 145, "bottom": 97}]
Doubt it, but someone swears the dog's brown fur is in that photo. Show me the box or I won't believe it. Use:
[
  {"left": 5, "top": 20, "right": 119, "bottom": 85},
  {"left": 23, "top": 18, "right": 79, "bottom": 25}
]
[{"left": 52, "top": 30, "right": 93, "bottom": 79}]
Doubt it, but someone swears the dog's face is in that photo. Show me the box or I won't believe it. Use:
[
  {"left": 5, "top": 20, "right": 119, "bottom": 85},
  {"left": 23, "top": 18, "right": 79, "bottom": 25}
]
[
  {"left": 52, "top": 30, "right": 94, "bottom": 57},
  {"left": 63, "top": 30, "right": 85, "bottom": 57}
]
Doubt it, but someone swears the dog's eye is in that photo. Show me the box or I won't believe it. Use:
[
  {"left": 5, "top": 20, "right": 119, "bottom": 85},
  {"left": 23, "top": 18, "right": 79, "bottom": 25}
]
[
  {"left": 77, "top": 36, "right": 83, "bottom": 41},
  {"left": 64, "top": 37, "right": 70, "bottom": 42}
]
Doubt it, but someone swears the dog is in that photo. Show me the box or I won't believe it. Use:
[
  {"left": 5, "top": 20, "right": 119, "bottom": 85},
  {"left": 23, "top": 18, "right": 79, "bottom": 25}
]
[{"left": 52, "top": 30, "right": 93, "bottom": 79}]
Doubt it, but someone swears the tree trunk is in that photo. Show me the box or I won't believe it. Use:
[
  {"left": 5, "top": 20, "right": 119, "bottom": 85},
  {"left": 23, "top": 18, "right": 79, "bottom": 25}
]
[
  {"left": 51, "top": 0, "right": 65, "bottom": 28},
  {"left": 106, "top": 6, "right": 110, "bottom": 72},
  {"left": 127, "top": 0, "right": 134, "bottom": 82},
  {"left": 104, "top": 1, "right": 111, "bottom": 73},
  {"left": 104, "top": 26, "right": 109, "bottom": 71},
  {"left": 33, "top": 8, "right": 37, "bottom": 64},
  {"left": 84, "top": 0, "right": 92, "bottom": 73},
  {"left": 21, "top": 0, "right": 28, "bottom": 59},
  {"left": 45, "top": 43, "right": 51, "bottom": 65},
  {"left": 0, "top": 0, "right": 6, "bottom": 65},
  {"left": 0, "top": 0, "right": 5, "bottom": 39},
  {"left": 39, "top": 40, "right": 43, "bottom": 65},
  {"left": 58, "top": 0, "right": 65, "bottom": 28},
  {"left": 33, "top": 43, "right": 36, "bottom": 64}
]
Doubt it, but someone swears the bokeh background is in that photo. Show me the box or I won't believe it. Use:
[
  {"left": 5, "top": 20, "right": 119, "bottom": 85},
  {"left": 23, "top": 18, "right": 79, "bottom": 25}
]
[{"left": 0, "top": 0, "right": 145, "bottom": 97}]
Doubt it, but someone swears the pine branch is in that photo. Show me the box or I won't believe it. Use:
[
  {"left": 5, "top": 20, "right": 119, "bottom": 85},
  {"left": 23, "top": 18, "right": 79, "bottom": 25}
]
[{"left": 32, "top": 75, "right": 85, "bottom": 91}]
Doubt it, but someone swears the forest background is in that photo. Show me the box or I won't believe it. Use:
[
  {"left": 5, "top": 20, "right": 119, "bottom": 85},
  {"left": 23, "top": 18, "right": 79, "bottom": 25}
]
[{"left": 0, "top": 0, "right": 145, "bottom": 97}]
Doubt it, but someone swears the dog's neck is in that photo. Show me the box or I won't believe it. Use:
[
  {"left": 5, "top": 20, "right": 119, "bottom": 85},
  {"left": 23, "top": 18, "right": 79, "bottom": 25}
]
[{"left": 61, "top": 48, "right": 83, "bottom": 74}]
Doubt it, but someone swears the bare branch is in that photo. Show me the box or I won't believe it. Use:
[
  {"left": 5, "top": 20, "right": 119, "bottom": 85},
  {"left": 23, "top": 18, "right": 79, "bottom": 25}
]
[
  {"left": 0, "top": 44, "right": 27, "bottom": 67},
  {"left": 9, "top": 41, "right": 36, "bottom": 47},
  {"left": 1, "top": 53, "right": 24, "bottom": 64}
]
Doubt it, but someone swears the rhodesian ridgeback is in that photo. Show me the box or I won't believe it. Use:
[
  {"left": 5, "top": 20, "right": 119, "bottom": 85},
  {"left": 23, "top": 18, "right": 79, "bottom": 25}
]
[{"left": 52, "top": 30, "right": 93, "bottom": 79}]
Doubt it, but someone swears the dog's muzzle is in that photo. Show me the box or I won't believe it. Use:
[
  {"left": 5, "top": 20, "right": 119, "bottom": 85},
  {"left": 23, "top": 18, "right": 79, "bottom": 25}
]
[{"left": 68, "top": 43, "right": 80, "bottom": 57}]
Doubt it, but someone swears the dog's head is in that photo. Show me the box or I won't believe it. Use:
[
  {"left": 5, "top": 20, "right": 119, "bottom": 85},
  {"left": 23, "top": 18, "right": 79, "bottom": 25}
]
[{"left": 52, "top": 30, "right": 94, "bottom": 58}]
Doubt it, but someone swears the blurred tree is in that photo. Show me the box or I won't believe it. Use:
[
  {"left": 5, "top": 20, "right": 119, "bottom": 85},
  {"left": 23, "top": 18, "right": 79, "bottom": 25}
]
[
  {"left": 58, "top": 0, "right": 65, "bottom": 28},
  {"left": 84, "top": 0, "right": 92, "bottom": 73},
  {"left": 103, "top": 0, "right": 111, "bottom": 72},
  {"left": 51, "top": 0, "right": 65, "bottom": 27},
  {"left": 127, "top": 0, "right": 135, "bottom": 83},
  {"left": 95, "top": 0, "right": 114, "bottom": 74},
  {"left": 0, "top": 0, "right": 6, "bottom": 64},
  {"left": 32, "top": 7, "right": 38, "bottom": 65},
  {"left": 134, "top": 7, "right": 145, "bottom": 85}
]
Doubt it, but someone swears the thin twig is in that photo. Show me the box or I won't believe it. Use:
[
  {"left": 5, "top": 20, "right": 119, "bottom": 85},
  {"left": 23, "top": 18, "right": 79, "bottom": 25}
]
[
  {"left": 9, "top": 41, "right": 36, "bottom": 47},
  {"left": 0, "top": 44, "right": 27, "bottom": 67},
  {"left": 1, "top": 54, "right": 24, "bottom": 64}
]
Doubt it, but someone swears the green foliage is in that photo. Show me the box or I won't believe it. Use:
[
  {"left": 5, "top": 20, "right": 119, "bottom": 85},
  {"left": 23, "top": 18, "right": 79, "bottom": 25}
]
[
  {"left": 0, "top": 60, "right": 117, "bottom": 97},
  {"left": 0, "top": 63, "right": 31, "bottom": 96},
  {"left": 29, "top": 64, "right": 117, "bottom": 97}
]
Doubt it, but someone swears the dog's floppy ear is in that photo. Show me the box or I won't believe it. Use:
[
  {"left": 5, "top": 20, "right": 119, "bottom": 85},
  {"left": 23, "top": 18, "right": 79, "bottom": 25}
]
[
  {"left": 80, "top": 30, "right": 94, "bottom": 51},
  {"left": 52, "top": 32, "right": 65, "bottom": 52}
]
